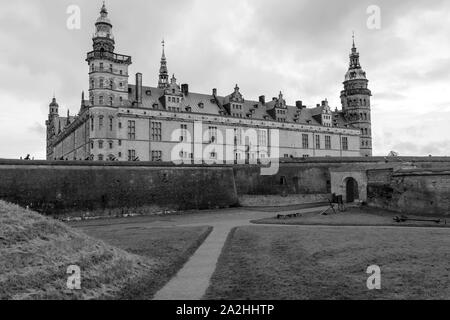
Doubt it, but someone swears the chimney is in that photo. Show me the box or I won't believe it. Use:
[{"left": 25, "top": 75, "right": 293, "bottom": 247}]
[
  {"left": 181, "top": 83, "right": 189, "bottom": 96},
  {"left": 212, "top": 88, "right": 217, "bottom": 96},
  {"left": 295, "top": 101, "right": 303, "bottom": 109},
  {"left": 259, "top": 95, "right": 265, "bottom": 105},
  {"left": 135, "top": 73, "right": 142, "bottom": 104}
]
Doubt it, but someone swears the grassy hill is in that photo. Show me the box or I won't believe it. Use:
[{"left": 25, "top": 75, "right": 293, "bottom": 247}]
[{"left": 0, "top": 201, "right": 154, "bottom": 300}]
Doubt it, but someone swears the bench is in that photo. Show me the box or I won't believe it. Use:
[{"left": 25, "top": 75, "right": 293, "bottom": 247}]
[{"left": 276, "top": 212, "right": 301, "bottom": 219}]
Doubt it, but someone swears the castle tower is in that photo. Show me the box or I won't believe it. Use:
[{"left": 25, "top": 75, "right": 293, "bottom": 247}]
[
  {"left": 158, "top": 40, "right": 169, "bottom": 89},
  {"left": 45, "top": 96, "right": 59, "bottom": 159},
  {"left": 340, "top": 34, "right": 372, "bottom": 156},
  {"left": 86, "top": 2, "right": 131, "bottom": 108}
]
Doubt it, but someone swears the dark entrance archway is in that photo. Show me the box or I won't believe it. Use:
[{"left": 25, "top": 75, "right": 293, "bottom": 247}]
[{"left": 345, "top": 177, "right": 359, "bottom": 203}]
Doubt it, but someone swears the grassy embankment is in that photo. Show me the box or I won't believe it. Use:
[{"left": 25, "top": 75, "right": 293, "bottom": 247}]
[{"left": 0, "top": 201, "right": 211, "bottom": 299}]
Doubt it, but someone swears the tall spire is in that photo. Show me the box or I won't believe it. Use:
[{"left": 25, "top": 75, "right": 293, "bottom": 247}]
[
  {"left": 92, "top": 2, "right": 114, "bottom": 52},
  {"left": 352, "top": 31, "right": 355, "bottom": 49},
  {"left": 158, "top": 39, "right": 169, "bottom": 89},
  {"left": 101, "top": 1, "right": 107, "bottom": 14},
  {"left": 349, "top": 32, "right": 360, "bottom": 69}
]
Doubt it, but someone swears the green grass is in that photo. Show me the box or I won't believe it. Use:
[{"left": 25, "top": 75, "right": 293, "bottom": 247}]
[
  {"left": 0, "top": 200, "right": 212, "bottom": 300},
  {"left": 204, "top": 225, "right": 450, "bottom": 300},
  {"left": 0, "top": 201, "right": 152, "bottom": 300},
  {"left": 252, "top": 206, "right": 450, "bottom": 228},
  {"left": 78, "top": 224, "right": 213, "bottom": 299}
]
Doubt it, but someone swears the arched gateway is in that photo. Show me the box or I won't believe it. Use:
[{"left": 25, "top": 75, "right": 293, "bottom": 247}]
[{"left": 345, "top": 177, "right": 359, "bottom": 203}]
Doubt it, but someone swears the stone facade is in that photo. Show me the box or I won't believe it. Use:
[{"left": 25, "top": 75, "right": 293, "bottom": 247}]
[{"left": 46, "top": 4, "right": 373, "bottom": 162}]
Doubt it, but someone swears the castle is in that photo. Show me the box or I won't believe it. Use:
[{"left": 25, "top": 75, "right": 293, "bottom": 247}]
[{"left": 46, "top": 4, "right": 372, "bottom": 162}]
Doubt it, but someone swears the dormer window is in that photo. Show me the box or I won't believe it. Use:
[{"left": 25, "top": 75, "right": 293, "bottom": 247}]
[{"left": 198, "top": 102, "right": 204, "bottom": 109}]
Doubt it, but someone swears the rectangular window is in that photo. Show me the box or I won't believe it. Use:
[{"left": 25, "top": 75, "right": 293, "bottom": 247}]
[
  {"left": 180, "top": 124, "right": 188, "bottom": 141},
  {"left": 127, "top": 120, "right": 136, "bottom": 140},
  {"left": 99, "top": 96, "right": 104, "bottom": 105},
  {"left": 99, "top": 116, "right": 103, "bottom": 129},
  {"left": 302, "top": 134, "right": 309, "bottom": 149},
  {"left": 151, "top": 121, "right": 162, "bottom": 141},
  {"left": 109, "top": 141, "right": 113, "bottom": 149},
  {"left": 342, "top": 137, "right": 349, "bottom": 151},
  {"left": 118, "top": 140, "right": 122, "bottom": 146},
  {"left": 234, "top": 128, "right": 242, "bottom": 145},
  {"left": 98, "top": 140, "right": 103, "bottom": 149},
  {"left": 208, "top": 126, "right": 217, "bottom": 143},
  {"left": 315, "top": 135, "right": 321, "bottom": 149},
  {"left": 258, "top": 130, "right": 267, "bottom": 147},
  {"left": 151, "top": 150, "right": 162, "bottom": 162},
  {"left": 325, "top": 135, "right": 331, "bottom": 150},
  {"left": 109, "top": 118, "right": 113, "bottom": 131},
  {"left": 127, "top": 149, "right": 136, "bottom": 161}
]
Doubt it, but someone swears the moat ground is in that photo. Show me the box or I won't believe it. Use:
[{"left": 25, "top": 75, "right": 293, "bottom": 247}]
[
  {"left": 70, "top": 204, "right": 450, "bottom": 300},
  {"left": 2, "top": 200, "right": 448, "bottom": 300},
  {"left": 205, "top": 226, "right": 450, "bottom": 299}
]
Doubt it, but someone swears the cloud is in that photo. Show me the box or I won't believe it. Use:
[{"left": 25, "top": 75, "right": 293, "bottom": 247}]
[{"left": 0, "top": 0, "right": 449, "bottom": 158}]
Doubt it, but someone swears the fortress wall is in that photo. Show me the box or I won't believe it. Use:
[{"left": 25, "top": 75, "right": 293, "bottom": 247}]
[
  {"left": 0, "top": 161, "right": 238, "bottom": 217},
  {"left": 0, "top": 157, "right": 449, "bottom": 216},
  {"left": 367, "top": 168, "right": 450, "bottom": 216},
  {"left": 233, "top": 157, "right": 450, "bottom": 196}
]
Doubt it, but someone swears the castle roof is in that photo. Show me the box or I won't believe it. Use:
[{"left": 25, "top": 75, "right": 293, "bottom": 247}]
[{"left": 127, "top": 84, "right": 353, "bottom": 128}]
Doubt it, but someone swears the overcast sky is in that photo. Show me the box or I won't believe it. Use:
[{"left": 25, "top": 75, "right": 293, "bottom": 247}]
[{"left": 0, "top": 0, "right": 449, "bottom": 159}]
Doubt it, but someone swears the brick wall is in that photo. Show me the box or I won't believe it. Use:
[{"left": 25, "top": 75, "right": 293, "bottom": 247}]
[
  {"left": 367, "top": 168, "right": 450, "bottom": 216},
  {"left": 1, "top": 157, "right": 449, "bottom": 216},
  {"left": 0, "top": 161, "right": 238, "bottom": 217}
]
